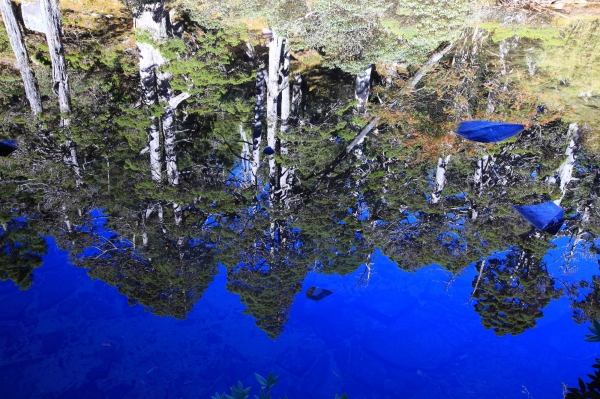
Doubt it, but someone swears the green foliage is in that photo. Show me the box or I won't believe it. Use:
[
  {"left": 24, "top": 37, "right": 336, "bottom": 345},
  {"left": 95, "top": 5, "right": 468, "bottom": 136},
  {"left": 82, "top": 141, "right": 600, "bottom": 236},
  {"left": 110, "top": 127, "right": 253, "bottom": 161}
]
[
  {"left": 0, "top": 219, "right": 48, "bottom": 290},
  {"left": 472, "top": 247, "right": 562, "bottom": 336},
  {"left": 212, "top": 381, "right": 252, "bottom": 399},
  {"left": 565, "top": 359, "right": 600, "bottom": 398}
]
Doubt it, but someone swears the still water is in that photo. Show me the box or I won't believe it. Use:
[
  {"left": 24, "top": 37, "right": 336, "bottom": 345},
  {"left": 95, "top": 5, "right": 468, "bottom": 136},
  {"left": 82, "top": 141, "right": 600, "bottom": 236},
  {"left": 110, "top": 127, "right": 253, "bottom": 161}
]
[
  {"left": 0, "top": 234, "right": 596, "bottom": 399},
  {"left": 2, "top": 1, "right": 600, "bottom": 398}
]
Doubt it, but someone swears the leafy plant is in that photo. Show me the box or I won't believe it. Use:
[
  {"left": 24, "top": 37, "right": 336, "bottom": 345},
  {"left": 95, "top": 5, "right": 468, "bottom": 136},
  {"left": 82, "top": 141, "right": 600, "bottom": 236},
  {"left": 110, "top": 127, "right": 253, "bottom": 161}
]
[
  {"left": 585, "top": 319, "right": 600, "bottom": 342},
  {"left": 212, "top": 381, "right": 252, "bottom": 399}
]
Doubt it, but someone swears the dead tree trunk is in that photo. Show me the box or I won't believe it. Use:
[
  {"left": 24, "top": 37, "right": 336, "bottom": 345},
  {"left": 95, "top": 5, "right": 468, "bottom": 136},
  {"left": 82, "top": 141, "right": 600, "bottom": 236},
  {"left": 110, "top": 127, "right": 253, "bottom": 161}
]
[
  {"left": 40, "top": 0, "right": 70, "bottom": 125},
  {"left": 267, "top": 34, "right": 283, "bottom": 190},
  {"left": 252, "top": 68, "right": 267, "bottom": 186},
  {"left": 135, "top": 3, "right": 188, "bottom": 186},
  {"left": 0, "top": 0, "right": 42, "bottom": 115},
  {"left": 547, "top": 123, "right": 579, "bottom": 204},
  {"left": 431, "top": 155, "right": 451, "bottom": 204},
  {"left": 355, "top": 66, "right": 372, "bottom": 113},
  {"left": 291, "top": 73, "right": 304, "bottom": 119},
  {"left": 408, "top": 42, "right": 455, "bottom": 89},
  {"left": 279, "top": 41, "right": 290, "bottom": 134}
]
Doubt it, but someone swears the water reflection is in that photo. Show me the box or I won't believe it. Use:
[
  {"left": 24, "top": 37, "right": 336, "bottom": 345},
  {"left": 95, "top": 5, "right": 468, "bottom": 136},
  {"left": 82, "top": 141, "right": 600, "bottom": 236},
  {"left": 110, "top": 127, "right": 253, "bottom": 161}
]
[{"left": 1, "top": 0, "right": 600, "bottom": 397}]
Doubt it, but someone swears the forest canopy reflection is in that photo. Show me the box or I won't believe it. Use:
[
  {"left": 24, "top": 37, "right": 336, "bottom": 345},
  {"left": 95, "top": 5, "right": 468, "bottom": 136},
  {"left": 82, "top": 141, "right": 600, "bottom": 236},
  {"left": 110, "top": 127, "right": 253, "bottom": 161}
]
[{"left": 0, "top": 0, "right": 599, "bottom": 339}]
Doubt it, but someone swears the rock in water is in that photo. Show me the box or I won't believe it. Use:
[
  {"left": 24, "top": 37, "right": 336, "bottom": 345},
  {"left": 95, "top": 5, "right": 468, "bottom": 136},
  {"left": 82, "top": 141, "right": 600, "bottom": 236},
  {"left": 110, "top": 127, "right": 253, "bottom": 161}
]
[{"left": 306, "top": 286, "right": 333, "bottom": 301}]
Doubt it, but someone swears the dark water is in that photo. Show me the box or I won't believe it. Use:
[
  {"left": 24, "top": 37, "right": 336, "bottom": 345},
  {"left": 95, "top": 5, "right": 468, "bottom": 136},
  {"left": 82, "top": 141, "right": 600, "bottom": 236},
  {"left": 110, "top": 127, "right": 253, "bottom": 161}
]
[{"left": 0, "top": 233, "right": 596, "bottom": 399}]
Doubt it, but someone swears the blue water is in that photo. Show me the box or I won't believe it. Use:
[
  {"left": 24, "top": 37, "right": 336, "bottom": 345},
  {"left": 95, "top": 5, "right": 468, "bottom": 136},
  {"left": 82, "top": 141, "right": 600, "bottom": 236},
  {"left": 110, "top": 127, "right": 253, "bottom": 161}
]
[{"left": 0, "top": 237, "right": 596, "bottom": 399}]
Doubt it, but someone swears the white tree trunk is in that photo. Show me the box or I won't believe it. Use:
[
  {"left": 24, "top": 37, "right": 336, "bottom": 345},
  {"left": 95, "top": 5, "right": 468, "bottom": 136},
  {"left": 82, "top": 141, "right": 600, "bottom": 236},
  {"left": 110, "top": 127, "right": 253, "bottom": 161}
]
[
  {"left": 0, "top": 0, "right": 42, "bottom": 115},
  {"left": 267, "top": 34, "right": 282, "bottom": 149},
  {"left": 63, "top": 139, "right": 82, "bottom": 187},
  {"left": 355, "top": 66, "right": 372, "bottom": 113},
  {"left": 280, "top": 40, "right": 290, "bottom": 134},
  {"left": 239, "top": 123, "right": 252, "bottom": 186},
  {"left": 431, "top": 155, "right": 451, "bottom": 204},
  {"left": 135, "top": 3, "right": 188, "bottom": 186},
  {"left": 291, "top": 73, "right": 303, "bottom": 119},
  {"left": 548, "top": 123, "right": 579, "bottom": 205},
  {"left": 267, "top": 34, "right": 283, "bottom": 190},
  {"left": 252, "top": 69, "right": 266, "bottom": 186},
  {"left": 40, "top": 0, "right": 70, "bottom": 125},
  {"left": 408, "top": 42, "right": 455, "bottom": 89}
]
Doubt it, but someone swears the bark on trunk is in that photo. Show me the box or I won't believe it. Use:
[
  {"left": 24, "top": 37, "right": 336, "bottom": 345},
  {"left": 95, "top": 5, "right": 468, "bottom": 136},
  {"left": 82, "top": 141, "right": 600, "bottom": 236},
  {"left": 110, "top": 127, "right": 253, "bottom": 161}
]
[
  {"left": 355, "top": 66, "right": 372, "bottom": 113},
  {"left": 0, "top": 0, "right": 42, "bottom": 115},
  {"left": 40, "top": 0, "right": 70, "bottom": 125}
]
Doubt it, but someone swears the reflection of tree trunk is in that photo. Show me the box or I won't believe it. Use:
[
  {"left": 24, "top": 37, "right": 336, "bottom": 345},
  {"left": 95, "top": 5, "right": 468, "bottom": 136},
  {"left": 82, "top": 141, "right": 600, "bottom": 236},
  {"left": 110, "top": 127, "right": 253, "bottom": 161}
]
[
  {"left": 291, "top": 73, "right": 304, "bottom": 119},
  {"left": 487, "top": 35, "right": 519, "bottom": 115},
  {"left": 470, "top": 257, "right": 486, "bottom": 299},
  {"left": 280, "top": 41, "right": 290, "bottom": 134},
  {"left": 173, "top": 202, "right": 182, "bottom": 226},
  {"left": 40, "top": 0, "right": 70, "bottom": 125},
  {"left": 267, "top": 34, "right": 283, "bottom": 189},
  {"left": 136, "top": 36, "right": 165, "bottom": 184},
  {"left": 63, "top": 140, "right": 82, "bottom": 187},
  {"left": 0, "top": 0, "right": 42, "bottom": 115},
  {"left": 135, "top": 3, "right": 188, "bottom": 186},
  {"left": 408, "top": 42, "right": 455, "bottom": 89},
  {"left": 252, "top": 69, "right": 266, "bottom": 186},
  {"left": 355, "top": 66, "right": 372, "bottom": 113},
  {"left": 159, "top": 77, "right": 189, "bottom": 186},
  {"left": 431, "top": 155, "right": 451, "bottom": 204},
  {"left": 473, "top": 154, "right": 493, "bottom": 197},
  {"left": 239, "top": 123, "right": 252, "bottom": 186},
  {"left": 547, "top": 123, "right": 579, "bottom": 204}
]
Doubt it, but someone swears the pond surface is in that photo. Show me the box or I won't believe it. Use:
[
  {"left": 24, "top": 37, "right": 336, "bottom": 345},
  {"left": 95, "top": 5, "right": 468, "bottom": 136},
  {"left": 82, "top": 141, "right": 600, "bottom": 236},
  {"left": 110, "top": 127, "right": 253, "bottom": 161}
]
[
  {"left": 0, "top": 236, "right": 598, "bottom": 399},
  {"left": 1, "top": 1, "right": 600, "bottom": 398}
]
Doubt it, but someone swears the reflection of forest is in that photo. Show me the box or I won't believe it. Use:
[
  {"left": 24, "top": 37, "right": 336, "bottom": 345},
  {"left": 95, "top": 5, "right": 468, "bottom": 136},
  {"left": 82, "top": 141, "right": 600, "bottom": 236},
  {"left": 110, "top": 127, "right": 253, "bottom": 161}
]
[{"left": 1, "top": 0, "right": 599, "bottom": 338}]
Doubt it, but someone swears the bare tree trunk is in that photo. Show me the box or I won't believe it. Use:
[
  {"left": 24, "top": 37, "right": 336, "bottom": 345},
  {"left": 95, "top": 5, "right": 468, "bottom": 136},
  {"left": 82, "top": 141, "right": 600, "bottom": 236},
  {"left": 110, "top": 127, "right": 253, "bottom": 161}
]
[
  {"left": 40, "top": 0, "right": 70, "bottom": 125},
  {"left": 252, "top": 68, "right": 266, "bottom": 186},
  {"left": 280, "top": 40, "right": 290, "bottom": 134},
  {"left": 355, "top": 66, "right": 372, "bottom": 113},
  {"left": 267, "top": 34, "right": 283, "bottom": 193},
  {"left": 486, "top": 35, "right": 520, "bottom": 114},
  {"left": 547, "top": 123, "right": 579, "bottom": 204},
  {"left": 137, "top": 38, "right": 164, "bottom": 183},
  {"left": 266, "top": 34, "right": 282, "bottom": 148},
  {"left": 291, "top": 73, "right": 304, "bottom": 119},
  {"left": 239, "top": 123, "right": 252, "bottom": 186},
  {"left": 135, "top": 3, "right": 188, "bottom": 186},
  {"left": 408, "top": 42, "right": 455, "bottom": 89},
  {"left": 431, "top": 155, "right": 451, "bottom": 204},
  {"left": 0, "top": 0, "right": 42, "bottom": 115},
  {"left": 63, "top": 139, "right": 82, "bottom": 187},
  {"left": 345, "top": 117, "right": 380, "bottom": 154}
]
